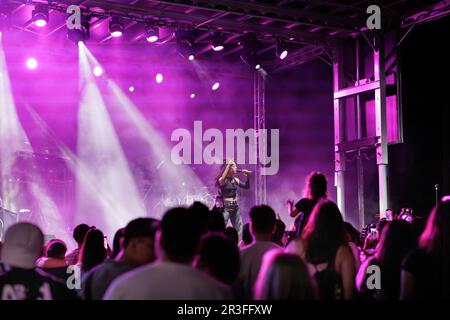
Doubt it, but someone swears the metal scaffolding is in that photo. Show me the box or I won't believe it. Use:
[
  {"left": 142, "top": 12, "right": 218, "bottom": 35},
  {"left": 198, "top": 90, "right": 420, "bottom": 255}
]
[
  {"left": 253, "top": 71, "right": 266, "bottom": 205},
  {"left": 333, "top": 33, "right": 391, "bottom": 225}
]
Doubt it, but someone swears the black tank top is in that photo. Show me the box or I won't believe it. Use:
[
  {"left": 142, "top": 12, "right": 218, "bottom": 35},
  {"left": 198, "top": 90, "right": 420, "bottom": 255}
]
[{"left": 218, "top": 177, "right": 249, "bottom": 198}]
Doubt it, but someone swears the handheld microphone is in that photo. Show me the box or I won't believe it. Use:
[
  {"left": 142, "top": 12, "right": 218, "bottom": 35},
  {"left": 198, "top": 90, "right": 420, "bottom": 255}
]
[{"left": 237, "top": 169, "right": 252, "bottom": 173}]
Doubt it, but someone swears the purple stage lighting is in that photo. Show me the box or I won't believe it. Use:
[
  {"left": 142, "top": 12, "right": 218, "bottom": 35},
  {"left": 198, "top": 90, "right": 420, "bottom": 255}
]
[
  {"left": 129, "top": 86, "right": 135, "bottom": 92},
  {"left": 32, "top": 4, "right": 48, "bottom": 28},
  {"left": 211, "top": 82, "right": 220, "bottom": 91},
  {"left": 190, "top": 93, "right": 195, "bottom": 99},
  {"left": 276, "top": 40, "right": 289, "bottom": 60},
  {"left": 93, "top": 66, "right": 103, "bottom": 77},
  {"left": 155, "top": 73, "right": 163, "bottom": 83},
  {"left": 26, "top": 57, "right": 38, "bottom": 70},
  {"left": 145, "top": 25, "right": 159, "bottom": 43},
  {"left": 109, "top": 17, "right": 123, "bottom": 38},
  {"left": 188, "top": 54, "right": 195, "bottom": 61},
  {"left": 211, "top": 31, "right": 225, "bottom": 52}
]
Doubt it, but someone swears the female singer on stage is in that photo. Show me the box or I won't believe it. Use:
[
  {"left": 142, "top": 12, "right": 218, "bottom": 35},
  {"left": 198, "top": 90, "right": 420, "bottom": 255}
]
[{"left": 215, "top": 159, "right": 250, "bottom": 239}]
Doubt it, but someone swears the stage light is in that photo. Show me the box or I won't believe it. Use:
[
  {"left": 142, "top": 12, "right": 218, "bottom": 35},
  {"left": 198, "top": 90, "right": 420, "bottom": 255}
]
[
  {"left": 211, "top": 31, "right": 225, "bottom": 52},
  {"left": 190, "top": 93, "right": 195, "bottom": 99},
  {"left": 109, "top": 17, "right": 123, "bottom": 38},
  {"left": 26, "top": 57, "right": 38, "bottom": 70},
  {"left": 155, "top": 73, "right": 163, "bottom": 83},
  {"left": 239, "top": 34, "right": 262, "bottom": 70},
  {"left": 175, "top": 29, "right": 196, "bottom": 61},
  {"left": 32, "top": 4, "right": 48, "bottom": 28},
  {"left": 211, "top": 82, "right": 220, "bottom": 91},
  {"left": 68, "top": 14, "right": 90, "bottom": 45},
  {"left": 276, "top": 40, "right": 288, "bottom": 60},
  {"left": 128, "top": 86, "right": 135, "bottom": 92},
  {"left": 93, "top": 66, "right": 103, "bottom": 77},
  {"left": 145, "top": 25, "right": 159, "bottom": 43}
]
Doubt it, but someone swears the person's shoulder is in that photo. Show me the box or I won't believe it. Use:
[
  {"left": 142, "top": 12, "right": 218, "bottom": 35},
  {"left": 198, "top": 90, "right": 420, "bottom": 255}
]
[
  {"left": 286, "top": 238, "right": 305, "bottom": 256},
  {"left": 401, "top": 247, "right": 427, "bottom": 272},
  {"left": 336, "top": 244, "right": 355, "bottom": 261},
  {"left": 188, "top": 269, "right": 231, "bottom": 298},
  {"left": 103, "top": 263, "right": 154, "bottom": 299}
]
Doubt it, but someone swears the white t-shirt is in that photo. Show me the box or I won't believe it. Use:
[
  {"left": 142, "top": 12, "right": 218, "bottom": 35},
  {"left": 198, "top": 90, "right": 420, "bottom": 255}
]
[
  {"left": 103, "top": 260, "right": 231, "bottom": 300},
  {"left": 234, "top": 241, "right": 281, "bottom": 299}
]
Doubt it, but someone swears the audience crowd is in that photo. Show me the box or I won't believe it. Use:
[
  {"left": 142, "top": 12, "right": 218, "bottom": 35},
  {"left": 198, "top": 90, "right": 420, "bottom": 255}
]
[{"left": 0, "top": 172, "right": 448, "bottom": 300}]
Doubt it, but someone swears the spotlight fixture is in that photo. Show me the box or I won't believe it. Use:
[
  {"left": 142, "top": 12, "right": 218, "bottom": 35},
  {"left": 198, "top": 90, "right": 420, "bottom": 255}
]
[
  {"left": 32, "top": 4, "right": 49, "bottom": 28},
  {"left": 109, "top": 17, "right": 124, "bottom": 38},
  {"left": 211, "top": 31, "right": 225, "bottom": 52},
  {"left": 67, "top": 13, "right": 90, "bottom": 45},
  {"left": 276, "top": 40, "right": 288, "bottom": 60},
  {"left": 145, "top": 25, "right": 159, "bottom": 43},
  {"left": 239, "top": 34, "right": 261, "bottom": 70},
  {"left": 175, "top": 29, "right": 196, "bottom": 61}
]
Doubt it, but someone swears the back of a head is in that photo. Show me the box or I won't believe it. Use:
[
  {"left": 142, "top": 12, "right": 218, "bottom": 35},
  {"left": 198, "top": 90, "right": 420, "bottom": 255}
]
[
  {"left": 242, "top": 223, "right": 253, "bottom": 245},
  {"left": 197, "top": 233, "right": 240, "bottom": 285},
  {"left": 419, "top": 200, "right": 450, "bottom": 256},
  {"left": 73, "top": 224, "right": 90, "bottom": 246},
  {"left": 46, "top": 240, "right": 67, "bottom": 259},
  {"left": 377, "top": 220, "right": 415, "bottom": 268},
  {"left": 255, "top": 251, "right": 315, "bottom": 300},
  {"left": 112, "top": 228, "right": 125, "bottom": 259},
  {"left": 302, "top": 199, "right": 346, "bottom": 264},
  {"left": 189, "top": 202, "right": 210, "bottom": 236},
  {"left": 306, "top": 172, "right": 327, "bottom": 200},
  {"left": 344, "top": 222, "right": 361, "bottom": 245},
  {"left": 161, "top": 207, "right": 201, "bottom": 263},
  {"left": 1, "top": 222, "right": 44, "bottom": 269},
  {"left": 224, "top": 227, "right": 239, "bottom": 246},
  {"left": 271, "top": 220, "right": 286, "bottom": 245},
  {"left": 377, "top": 219, "right": 390, "bottom": 236},
  {"left": 80, "top": 228, "right": 107, "bottom": 271},
  {"left": 123, "top": 218, "right": 160, "bottom": 248},
  {"left": 208, "top": 210, "right": 226, "bottom": 233},
  {"left": 250, "top": 205, "right": 276, "bottom": 235}
]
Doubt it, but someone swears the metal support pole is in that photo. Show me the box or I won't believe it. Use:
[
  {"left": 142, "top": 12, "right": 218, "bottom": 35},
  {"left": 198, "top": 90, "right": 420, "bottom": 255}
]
[
  {"left": 333, "top": 45, "right": 346, "bottom": 219},
  {"left": 254, "top": 71, "right": 266, "bottom": 205},
  {"left": 356, "top": 36, "right": 365, "bottom": 229},
  {"left": 374, "top": 35, "right": 389, "bottom": 218}
]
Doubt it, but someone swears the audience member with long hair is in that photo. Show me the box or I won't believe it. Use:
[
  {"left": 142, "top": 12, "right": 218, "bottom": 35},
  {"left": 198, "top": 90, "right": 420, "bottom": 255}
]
[
  {"left": 400, "top": 200, "right": 450, "bottom": 299},
  {"left": 357, "top": 220, "right": 415, "bottom": 299},
  {"left": 288, "top": 199, "right": 356, "bottom": 300},
  {"left": 287, "top": 172, "right": 328, "bottom": 238},
  {"left": 79, "top": 228, "right": 107, "bottom": 273},
  {"left": 254, "top": 250, "right": 316, "bottom": 300}
]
